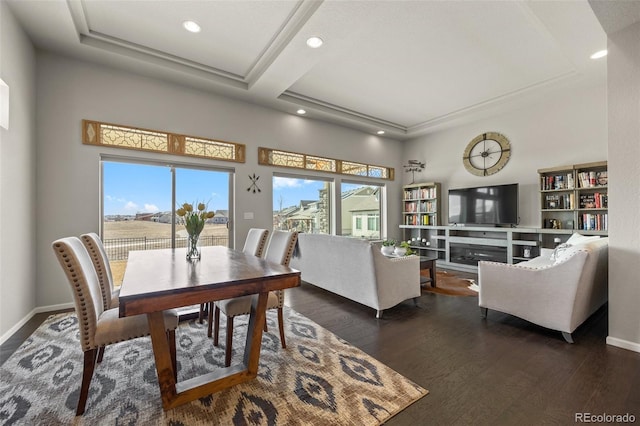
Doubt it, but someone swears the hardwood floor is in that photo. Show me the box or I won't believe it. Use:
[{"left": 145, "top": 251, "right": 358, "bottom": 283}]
[{"left": 3, "top": 270, "right": 639, "bottom": 424}]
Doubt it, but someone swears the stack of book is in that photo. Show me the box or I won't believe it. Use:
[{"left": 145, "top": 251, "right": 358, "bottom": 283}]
[
  {"left": 579, "top": 193, "right": 608, "bottom": 209},
  {"left": 577, "top": 171, "right": 607, "bottom": 188}
]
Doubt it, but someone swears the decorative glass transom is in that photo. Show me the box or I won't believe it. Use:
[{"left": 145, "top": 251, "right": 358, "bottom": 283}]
[
  {"left": 82, "top": 120, "right": 245, "bottom": 163},
  {"left": 258, "top": 147, "right": 393, "bottom": 180}
]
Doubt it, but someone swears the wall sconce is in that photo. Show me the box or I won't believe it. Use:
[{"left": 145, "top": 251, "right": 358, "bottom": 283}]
[{"left": 0, "top": 78, "right": 8, "bottom": 130}]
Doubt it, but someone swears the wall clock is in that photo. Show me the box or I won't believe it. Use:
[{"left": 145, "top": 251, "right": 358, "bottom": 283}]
[{"left": 462, "top": 132, "right": 511, "bottom": 176}]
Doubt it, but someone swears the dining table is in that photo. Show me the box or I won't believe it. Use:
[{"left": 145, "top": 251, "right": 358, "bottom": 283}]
[{"left": 118, "top": 245, "right": 301, "bottom": 411}]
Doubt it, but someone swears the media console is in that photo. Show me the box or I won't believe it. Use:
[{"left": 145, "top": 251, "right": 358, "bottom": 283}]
[{"left": 399, "top": 225, "right": 607, "bottom": 272}]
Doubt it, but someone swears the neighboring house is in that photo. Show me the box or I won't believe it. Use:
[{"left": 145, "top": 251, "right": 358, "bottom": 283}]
[
  {"left": 154, "top": 212, "right": 173, "bottom": 224},
  {"left": 275, "top": 200, "right": 318, "bottom": 232},
  {"left": 341, "top": 186, "right": 380, "bottom": 237},
  {"left": 212, "top": 210, "right": 229, "bottom": 224},
  {"left": 135, "top": 213, "right": 156, "bottom": 221}
]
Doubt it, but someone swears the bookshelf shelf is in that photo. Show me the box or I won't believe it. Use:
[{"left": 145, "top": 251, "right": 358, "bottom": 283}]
[{"left": 538, "top": 161, "right": 608, "bottom": 232}]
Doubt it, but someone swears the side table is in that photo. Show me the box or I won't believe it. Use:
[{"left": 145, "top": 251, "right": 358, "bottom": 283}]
[{"left": 419, "top": 255, "right": 438, "bottom": 287}]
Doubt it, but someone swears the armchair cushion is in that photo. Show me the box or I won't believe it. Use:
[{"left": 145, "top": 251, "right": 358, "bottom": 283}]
[{"left": 566, "top": 232, "right": 601, "bottom": 245}]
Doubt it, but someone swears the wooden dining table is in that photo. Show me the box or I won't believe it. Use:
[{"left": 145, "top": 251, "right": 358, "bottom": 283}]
[{"left": 118, "top": 246, "right": 301, "bottom": 410}]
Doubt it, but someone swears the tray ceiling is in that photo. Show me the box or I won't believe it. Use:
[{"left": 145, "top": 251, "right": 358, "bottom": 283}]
[{"left": 7, "top": 0, "right": 607, "bottom": 139}]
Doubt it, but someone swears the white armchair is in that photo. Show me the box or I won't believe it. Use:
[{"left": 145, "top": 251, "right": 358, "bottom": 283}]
[{"left": 478, "top": 237, "right": 608, "bottom": 343}]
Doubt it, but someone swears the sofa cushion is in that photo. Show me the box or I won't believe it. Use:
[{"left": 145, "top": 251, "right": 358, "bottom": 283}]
[{"left": 566, "top": 233, "right": 600, "bottom": 245}]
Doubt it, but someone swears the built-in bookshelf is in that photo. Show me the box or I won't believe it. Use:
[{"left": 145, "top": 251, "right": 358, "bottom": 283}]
[
  {"left": 538, "top": 161, "right": 608, "bottom": 232},
  {"left": 401, "top": 182, "right": 442, "bottom": 258},
  {"left": 402, "top": 182, "right": 441, "bottom": 227}
]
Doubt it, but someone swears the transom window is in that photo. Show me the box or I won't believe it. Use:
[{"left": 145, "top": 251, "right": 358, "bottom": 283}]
[
  {"left": 83, "top": 120, "right": 245, "bottom": 163},
  {"left": 259, "top": 147, "right": 393, "bottom": 180}
]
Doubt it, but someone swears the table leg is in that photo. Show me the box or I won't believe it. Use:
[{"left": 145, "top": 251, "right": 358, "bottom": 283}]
[
  {"left": 146, "top": 292, "right": 270, "bottom": 411},
  {"left": 431, "top": 262, "right": 437, "bottom": 287},
  {"left": 244, "top": 292, "right": 269, "bottom": 375},
  {"left": 147, "top": 311, "right": 177, "bottom": 409}
]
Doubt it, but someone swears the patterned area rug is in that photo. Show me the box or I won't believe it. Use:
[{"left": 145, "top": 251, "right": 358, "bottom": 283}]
[{"left": 0, "top": 308, "right": 427, "bottom": 425}]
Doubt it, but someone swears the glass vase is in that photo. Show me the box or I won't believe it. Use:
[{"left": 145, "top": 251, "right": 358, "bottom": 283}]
[{"left": 186, "top": 232, "right": 201, "bottom": 261}]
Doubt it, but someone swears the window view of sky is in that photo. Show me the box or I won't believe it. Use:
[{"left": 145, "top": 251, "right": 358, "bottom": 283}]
[
  {"left": 103, "top": 162, "right": 229, "bottom": 215},
  {"left": 272, "top": 176, "right": 326, "bottom": 211}
]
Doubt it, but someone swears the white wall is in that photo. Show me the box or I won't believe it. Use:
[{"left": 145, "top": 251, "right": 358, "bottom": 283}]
[
  {"left": 0, "top": 2, "right": 37, "bottom": 340},
  {"left": 34, "top": 53, "right": 405, "bottom": 307},
  {"left": 606, "top": 21, "right": 640, "bottom": 352},
  {"left": 403, "top": 82, "right": 608, "bottom": 227}
]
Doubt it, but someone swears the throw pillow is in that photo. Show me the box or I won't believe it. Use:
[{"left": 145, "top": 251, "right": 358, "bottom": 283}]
[
  {"left": 566, "top": 233, "right": 600, "bottom": 246},
  {"left": 550, "top": 243, "right": 575, "bottom": 264}
]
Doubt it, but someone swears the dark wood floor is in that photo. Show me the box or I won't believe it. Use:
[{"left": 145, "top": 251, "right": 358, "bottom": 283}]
[{"left": 3, "top": 270, "right": 639, "bottom": 425}]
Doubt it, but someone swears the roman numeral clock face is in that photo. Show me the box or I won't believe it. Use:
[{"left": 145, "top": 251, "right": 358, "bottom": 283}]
[{"left": 462, "top": 132, "right": 511, "bottom": 176}]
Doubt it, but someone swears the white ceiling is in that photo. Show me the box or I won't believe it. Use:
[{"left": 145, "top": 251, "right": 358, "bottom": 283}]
[{"left": 7, "top": 0, "right": 609, "bottom": 139}]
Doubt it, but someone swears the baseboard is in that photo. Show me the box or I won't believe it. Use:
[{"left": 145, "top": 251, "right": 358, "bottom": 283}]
[
  {"left": 606, "top": 336, "right": 640, "bottom": 353},
  {"left": 0, "top": 302, "right": 74, "bottom": 346},
  {"left": 0, "top": 308, "right": 37, "bottom": 346}
]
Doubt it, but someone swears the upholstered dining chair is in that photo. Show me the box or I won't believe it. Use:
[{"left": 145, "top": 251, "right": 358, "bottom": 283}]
[
  {"left": 211, "top": 230, "right": 298, "bottom": 367},
  {"left": 242, "top": 228, "right": 270, "bottom": 257},
  {"left": 80, "top": 233, "right": 119, "bottom": 311},
  {"left": 199, "top": 228, "right": 270, "bottom": 324},
  {"left": 52, "top": 236, "right": 179, "bottom": 415}
]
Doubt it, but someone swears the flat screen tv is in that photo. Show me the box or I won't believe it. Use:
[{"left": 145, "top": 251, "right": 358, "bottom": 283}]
[{"left": 448, "top": 183, "right": 519, "bottom": 226}]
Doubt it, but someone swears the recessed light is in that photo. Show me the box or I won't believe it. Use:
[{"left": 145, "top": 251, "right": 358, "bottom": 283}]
[
  {"left": 183, "top": 21, "right": 201, "bottom": 33},
  {"left": 297, "top": 109, "right": 306, "bottom": 115},
  {"left": 377, "top": 130, "right": 385, "bottom": 135},
  {"left": 306, "top": 36, "right": 324, "bottom": 48},
  {"left": 590, "top": 49, "right": 607, "bottom": 59}
]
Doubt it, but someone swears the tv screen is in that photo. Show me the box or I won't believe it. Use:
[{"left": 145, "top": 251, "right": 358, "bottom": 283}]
[{"left": 448, "top": 183, "right": 519, "bottom": 226}]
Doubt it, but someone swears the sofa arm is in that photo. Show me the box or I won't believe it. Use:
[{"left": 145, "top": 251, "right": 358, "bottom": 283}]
[
  {"left": 372, "top": 251, "right": 421, "bottom": 310},
  {"left": 478, "top": 251, "right": 589, "bottom": 332}
]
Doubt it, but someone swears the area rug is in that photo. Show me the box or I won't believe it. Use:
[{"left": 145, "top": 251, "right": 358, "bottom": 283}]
[
  {"left": 421, "top": 270, "right": 478, "bottom": 297},
  {"left": 0, "top": 308, "right": 427, "bottom": 425}
]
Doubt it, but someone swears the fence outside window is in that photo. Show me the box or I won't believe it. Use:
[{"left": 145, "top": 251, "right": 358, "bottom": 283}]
[{"left": 103, "top": 236, "right": 229, "bottom": 261}]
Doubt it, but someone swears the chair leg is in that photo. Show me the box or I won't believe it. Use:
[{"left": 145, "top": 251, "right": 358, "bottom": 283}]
[
  {"left": 213, "top": 306, "right": 220, "bottom": 346},
  {"left": 225, "top": 316, "right": 234, "bottom": 367},
  {"left": 277, "top": 307, "right": 286, "bottom": 349},
  {"left": 198, "top": 303, "right": 205, "bottom": 324},
  {"left": 77, "top": 349, "right": 98, "bottom": 416},
  {"left": 96, "top": 346, "right": 105, "bottom": 363},
  {"left": 207, "top": 302, "right": 214, "bottom": 338},
  {"left": 264, "top": 321, "right": 268, "bottom": 332},
  {"left": 167, "top": 330, "right": 177, "bottom": 381},
  {"left": 480, "top": 307, "right": 488, "bottom": 318}
]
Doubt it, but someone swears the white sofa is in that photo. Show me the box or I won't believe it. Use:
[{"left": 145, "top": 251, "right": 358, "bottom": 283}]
[
  {"left": 290, "top": 233, "right": 420, "bottom": 318},
  {"left": 478, "top": 235, "right": 608, "bottom": 342}
]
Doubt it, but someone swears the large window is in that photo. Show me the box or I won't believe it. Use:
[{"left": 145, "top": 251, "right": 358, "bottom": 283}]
[
  {"left": 341, "top": 182, "right": 383, "bottom": 240},
  {"left": 272, "top": 175, "right": 332, "bottom": 234},
  {"left": 102, "top": 159, "right": 232, "bottom": 285}
]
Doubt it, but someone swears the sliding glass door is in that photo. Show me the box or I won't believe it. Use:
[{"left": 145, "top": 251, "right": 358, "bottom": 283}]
[{"left": 102, "top": 159, "right": 232, "bottom": 286}]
